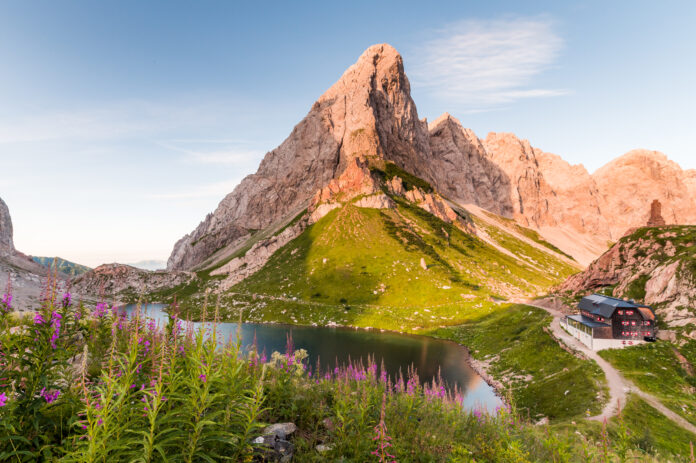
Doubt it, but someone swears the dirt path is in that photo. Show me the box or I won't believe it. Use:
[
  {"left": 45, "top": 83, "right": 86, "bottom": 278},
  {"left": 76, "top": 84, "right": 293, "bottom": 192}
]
[{"left": 520, "top": 299, "right": 696, "bottom": 434}]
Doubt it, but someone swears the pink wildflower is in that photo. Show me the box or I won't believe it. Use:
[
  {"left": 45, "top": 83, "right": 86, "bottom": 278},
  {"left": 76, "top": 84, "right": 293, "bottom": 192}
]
[
  {"left": 40, "top": 388, "right": 60, "bottom": 404},
  {"left": 93, "top": 302, "right": 108, "bottom": 318},
  {"left": 34, "top": 312, "right": 46, "bottom": 325}
]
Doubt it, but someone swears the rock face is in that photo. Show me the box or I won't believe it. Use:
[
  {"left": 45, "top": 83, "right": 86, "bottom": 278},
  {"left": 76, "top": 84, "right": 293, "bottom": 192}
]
[
  {"left": 593, "top": 150, "right": 696, "bottom": 239},
  {"left": 168, "top": 44, "right": 432, "bottom": 271},
  {"left": 0, "top": 197, "right": 14, "bottom": 254},
  {"left": 425, "top": 124, "right": 695, "bottom": 264},
  {"left": 557, "top": 226, "right": 696, "bottom": 333},
  {"left": 168, "top": 43, "right": 696, "bottom": 271},
  {"left": 212, "top": 218, "right": 309, "bottom": 290},
  {"left": 481, "top": 132, "right": 558, "bottom": 229},
  {"left": 425, "top": 114, "right": 509, "bottom": 215}
]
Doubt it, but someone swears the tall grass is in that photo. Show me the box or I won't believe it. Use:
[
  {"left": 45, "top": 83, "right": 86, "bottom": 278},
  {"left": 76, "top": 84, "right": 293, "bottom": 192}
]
[{"left": 0, "top": 283, "right": 688, "bottom": 462}]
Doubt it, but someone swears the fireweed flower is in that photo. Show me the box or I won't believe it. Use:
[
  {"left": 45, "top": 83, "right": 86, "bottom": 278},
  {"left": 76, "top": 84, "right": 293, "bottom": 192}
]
[
  {"left": 34, "top": 312, "right": 46, "bottom": 325},
  {"left": 93, "top": 302, "right": 108, "bottom": 318},
  {"left": 199, "top": 374, "right": 207, "bottom": 383},
  {"left": 50, "top": 312, "right": 62, "bottom": 349},
  {"left": 40, "top": 388, "right": 60, "bottom": 404},
  {"left": 406, "top": 377, "right": 417, "bottom": 396},
  {"left": 62, "top": 292, "right": 72, "bottom": 308},
  {"left": 0, "top": 392, "right": 7, "bottom": 407},
  {"left": 1, "top": 293, "right": 11, "bottom": 311}
]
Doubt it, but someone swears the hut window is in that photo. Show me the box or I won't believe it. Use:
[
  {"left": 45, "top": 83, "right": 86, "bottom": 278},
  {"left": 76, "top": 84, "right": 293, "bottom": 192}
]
[
  {"left": 618, "top": 310, "right": 624, "bottom": 315},
  {"left": 626, "top": 310, "right": 634, "bottom": 315},
  {"left": 631, "top": 321, "right": 636, "bottom": 326},
  {"left": 644, "top": 321, "right": 650, "bottom": 326}
]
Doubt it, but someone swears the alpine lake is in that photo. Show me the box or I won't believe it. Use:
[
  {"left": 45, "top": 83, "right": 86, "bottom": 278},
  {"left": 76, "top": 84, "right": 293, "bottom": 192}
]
[{"left": 123, "top": 303, "right": 502, "bottom": 413}]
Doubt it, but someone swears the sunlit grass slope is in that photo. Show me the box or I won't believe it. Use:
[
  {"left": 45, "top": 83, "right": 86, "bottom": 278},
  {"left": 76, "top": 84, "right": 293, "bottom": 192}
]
[{"left": 219, "top": 199, "right": 577, "bottom": 330}]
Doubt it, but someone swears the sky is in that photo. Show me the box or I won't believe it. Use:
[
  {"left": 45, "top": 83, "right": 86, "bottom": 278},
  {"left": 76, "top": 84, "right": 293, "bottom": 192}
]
[{"left": 0, "top": 0, "right": 694, "bottom": 267}]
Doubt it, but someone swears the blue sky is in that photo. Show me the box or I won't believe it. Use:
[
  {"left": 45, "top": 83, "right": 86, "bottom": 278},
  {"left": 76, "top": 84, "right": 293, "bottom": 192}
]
[{"left": 0, "top": 0, "right": 694, "bottom": 267}]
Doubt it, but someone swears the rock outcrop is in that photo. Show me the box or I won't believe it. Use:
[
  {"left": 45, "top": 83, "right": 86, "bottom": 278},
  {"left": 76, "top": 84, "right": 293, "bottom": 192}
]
[
  {"left": 71, "top": 264, "right": 194, "bottom": 304},
  {"left": 310, "top": 157, "right": 382, "bottom": 212},
  {"left": 0, "top": 197, "right": 14, "bottom": 255},
  {"left": 211, "top": 218, "right": 309, "bottom": 290},
  {"left": 168, "top": 44, "right": 432, "bottom": 271},
  {"left": 646, "top": 199, "right": 666, "bottom": 227}
]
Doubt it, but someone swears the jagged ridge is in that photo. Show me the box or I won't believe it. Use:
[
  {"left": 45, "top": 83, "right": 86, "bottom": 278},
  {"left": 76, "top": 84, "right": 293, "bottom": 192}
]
[{"left": 168, "top": 43, "right": 696, "bottom": 271}]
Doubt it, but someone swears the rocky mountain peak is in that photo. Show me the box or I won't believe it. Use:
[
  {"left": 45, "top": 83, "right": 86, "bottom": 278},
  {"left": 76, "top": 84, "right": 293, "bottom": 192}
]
[
  {"left": 315, "top": 43, "right": 431, "bottom": 176},
  {"left": 167, "top": 43, "right": 431, "bottom": 271},
  {"left": 0, "top": 197, "right": 14, "bottom": 255}
]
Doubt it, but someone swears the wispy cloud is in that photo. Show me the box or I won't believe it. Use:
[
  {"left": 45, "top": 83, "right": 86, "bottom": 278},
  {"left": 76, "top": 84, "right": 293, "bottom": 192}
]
[
  {"left": 157, "top": 140, "right": 264, "bottom": 166},
  {"left": 410, "top": 16, "right": 566, "bottom": 111}
]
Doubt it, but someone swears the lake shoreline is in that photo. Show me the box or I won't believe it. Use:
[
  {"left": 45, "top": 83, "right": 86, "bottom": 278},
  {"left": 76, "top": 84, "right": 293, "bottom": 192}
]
[{"left": 146, "top": 303, "right": 508, "bottom": 408}]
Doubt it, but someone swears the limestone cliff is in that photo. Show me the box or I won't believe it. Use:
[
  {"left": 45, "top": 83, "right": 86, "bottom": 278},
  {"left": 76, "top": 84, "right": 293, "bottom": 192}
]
[
  {"left": 593, "top": 150, "right": 696, "bottom": 239},
  {"left": 426, "top": 114, "right": 509, "bottom": 215}
]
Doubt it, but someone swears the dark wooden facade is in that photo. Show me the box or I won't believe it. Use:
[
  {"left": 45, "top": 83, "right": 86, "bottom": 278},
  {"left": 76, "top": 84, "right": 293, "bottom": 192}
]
[{"left": 577, "top": 294, "right": 656, "bottom": 341}]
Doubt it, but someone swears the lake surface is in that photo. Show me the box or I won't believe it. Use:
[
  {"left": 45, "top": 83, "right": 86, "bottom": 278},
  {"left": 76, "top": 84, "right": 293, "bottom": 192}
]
[{"left": 123, "top": 304, "right": 501, "bottom": 412}]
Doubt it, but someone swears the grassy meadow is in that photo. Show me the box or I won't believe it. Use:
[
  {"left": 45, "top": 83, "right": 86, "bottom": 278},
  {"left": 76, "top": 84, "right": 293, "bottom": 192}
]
[{"left": 1, "top": 288, "right": 692, "bottom": 462}]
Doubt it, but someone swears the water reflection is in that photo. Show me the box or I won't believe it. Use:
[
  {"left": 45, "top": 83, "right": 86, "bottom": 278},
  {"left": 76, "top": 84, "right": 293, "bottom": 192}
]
[{"left": 124, "top": 303, "right": 501, "bottom": 413}]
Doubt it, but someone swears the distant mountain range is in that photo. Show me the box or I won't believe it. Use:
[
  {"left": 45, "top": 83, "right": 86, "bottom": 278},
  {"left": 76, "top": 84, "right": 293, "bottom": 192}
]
[
  {"left": 32, "top": 256, "right": 91, "bottom": 277},
  {"left": 127, "top": 260, "right": 166, "bottom": 271}
]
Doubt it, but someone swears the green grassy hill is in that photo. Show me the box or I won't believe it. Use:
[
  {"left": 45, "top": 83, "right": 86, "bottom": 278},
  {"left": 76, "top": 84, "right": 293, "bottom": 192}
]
[
  {"left": 32, "top": 256, "right": 91, "bottom": 277},
  {"left": 160, "top": 161, "right": 579, "bottom": 329},
  {"left": 213, "top": 195, "right": 578, "bottom": 330}
]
